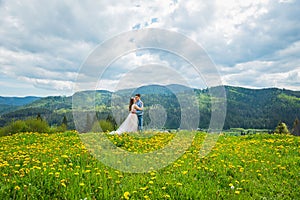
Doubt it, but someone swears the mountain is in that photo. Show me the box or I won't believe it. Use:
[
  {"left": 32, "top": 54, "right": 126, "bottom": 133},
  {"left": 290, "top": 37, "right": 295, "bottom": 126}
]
[
  {"left": 0, "top": 85, "right": 300, "bottom": 130},
  {"left": 0, "top": 96, "right": 40, "bottom": 106},
  {"left": 0, "top": 96, "right": 41, "bottom": 115},
  {"left": 115, "top": 84, "right": 192, "bottom": 95},
  {"left": 224, "top": 86, "right": 300, "bottom": 129}
]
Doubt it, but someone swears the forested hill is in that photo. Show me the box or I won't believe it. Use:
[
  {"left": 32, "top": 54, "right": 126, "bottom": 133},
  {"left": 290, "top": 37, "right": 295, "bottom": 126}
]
[
  {"left": 223, "top": 86, "right": 300, "bottom": 129},
  {"left": 0, "top": 96, "right": 40, "bottom": 115},
  {"left": 0, "top": 85, "right": 299, "bottom": 130}
]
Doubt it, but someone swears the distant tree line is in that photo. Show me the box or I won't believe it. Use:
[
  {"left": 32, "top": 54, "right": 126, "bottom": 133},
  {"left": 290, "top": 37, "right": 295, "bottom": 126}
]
[{"left": 1, "top": 86, "right": 300, "bottom": 134}]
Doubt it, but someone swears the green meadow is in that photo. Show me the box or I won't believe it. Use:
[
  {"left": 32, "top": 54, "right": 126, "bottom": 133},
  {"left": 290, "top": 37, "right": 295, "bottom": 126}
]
[{"left": 0, "top": 131, "right": 299, "bottom": 199}]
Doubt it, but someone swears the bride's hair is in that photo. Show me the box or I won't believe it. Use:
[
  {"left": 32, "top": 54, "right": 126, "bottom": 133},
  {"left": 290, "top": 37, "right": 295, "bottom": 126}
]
[{"left": 129, "top": 97, "right": 134, "bottom": 111}]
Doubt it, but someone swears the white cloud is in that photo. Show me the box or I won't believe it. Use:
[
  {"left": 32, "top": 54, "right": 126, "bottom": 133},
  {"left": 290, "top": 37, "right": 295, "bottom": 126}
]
[{"left": 0, "top": 0, "right": 300, "bottom": 96}]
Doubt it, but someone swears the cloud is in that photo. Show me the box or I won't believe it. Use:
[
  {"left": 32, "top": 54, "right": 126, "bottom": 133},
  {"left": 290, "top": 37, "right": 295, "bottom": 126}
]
[
  {"left": 0, "top": 0, "right": 300, "bottom": 96},
  {"left": 220, "top": 40, "right": 300, "bottom": 89}
]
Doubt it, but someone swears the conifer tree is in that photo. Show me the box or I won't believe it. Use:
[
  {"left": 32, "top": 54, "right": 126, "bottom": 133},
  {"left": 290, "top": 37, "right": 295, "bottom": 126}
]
[{"left": 292, "top": 117, "right": 300, "bottom": 136}]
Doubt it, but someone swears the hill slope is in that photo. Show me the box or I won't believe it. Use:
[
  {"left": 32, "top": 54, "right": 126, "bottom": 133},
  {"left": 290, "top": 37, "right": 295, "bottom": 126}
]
[
  {"left": 0, "top": 85, "right": 299, "bottom": 130},
  {"left": 0, "top": 96, "right": 40, "bottom": 115}
]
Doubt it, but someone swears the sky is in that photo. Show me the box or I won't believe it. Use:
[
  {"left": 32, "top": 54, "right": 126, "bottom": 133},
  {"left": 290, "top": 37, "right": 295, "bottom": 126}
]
[{"left": 0, "top": 0, "right": 300, "bottom": 97}]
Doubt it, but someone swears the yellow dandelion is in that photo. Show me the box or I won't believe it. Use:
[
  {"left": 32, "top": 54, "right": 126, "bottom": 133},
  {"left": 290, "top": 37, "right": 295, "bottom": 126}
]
[
  {"left": 182, "top": 171, "right": 188, "bottom": 175},
  {"left": 176, "top": 182, "right": 182, "bottom": 186},
  {"left": 14, "top": 186, "right": 21, "bottom": 190},
  {"left": 79, "top": 183, "right": 85, "bottom": 186},
  {"left": 140, "top": 186, "right": 148, "bottom": 191},
  {"left": 55, "top": 172, "right": 60, "bottom": 177},
  {"left": 124, "top": 191, "right": 130, "bottom": 200}
]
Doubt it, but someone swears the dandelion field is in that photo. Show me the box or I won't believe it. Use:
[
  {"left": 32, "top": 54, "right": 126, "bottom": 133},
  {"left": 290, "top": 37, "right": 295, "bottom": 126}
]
[{"left": 0, "top": 131, "right": 299, "bottom": 199}]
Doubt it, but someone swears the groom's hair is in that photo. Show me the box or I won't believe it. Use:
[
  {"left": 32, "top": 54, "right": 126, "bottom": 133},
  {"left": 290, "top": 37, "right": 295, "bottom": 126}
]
[{"left": 135, "top": 94, "right": 141, "bottom": 97}]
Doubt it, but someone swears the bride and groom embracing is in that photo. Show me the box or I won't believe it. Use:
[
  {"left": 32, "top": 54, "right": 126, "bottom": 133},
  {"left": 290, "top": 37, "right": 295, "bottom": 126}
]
[{"left": 110, "top": 94, "right": 143, "bottom": 135}]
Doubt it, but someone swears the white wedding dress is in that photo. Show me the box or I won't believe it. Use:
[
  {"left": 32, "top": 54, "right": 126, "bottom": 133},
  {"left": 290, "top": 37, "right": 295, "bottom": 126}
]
[{"left": 110, "top": 105, "right": 138, "bottom": 135}]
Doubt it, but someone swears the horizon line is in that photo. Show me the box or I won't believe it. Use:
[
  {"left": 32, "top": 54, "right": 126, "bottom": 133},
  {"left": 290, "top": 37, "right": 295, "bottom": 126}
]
[{"left": 0, "top": 84, "right": 299, "bottom": 98}]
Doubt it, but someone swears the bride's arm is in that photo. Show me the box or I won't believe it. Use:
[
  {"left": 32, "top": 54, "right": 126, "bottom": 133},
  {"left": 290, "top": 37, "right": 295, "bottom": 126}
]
[
  {"left": 133, "top": 104, "right": 143, "bottom": 110},
  {"left": 131, "top": 105, "right": 137, "bottom": 113}
]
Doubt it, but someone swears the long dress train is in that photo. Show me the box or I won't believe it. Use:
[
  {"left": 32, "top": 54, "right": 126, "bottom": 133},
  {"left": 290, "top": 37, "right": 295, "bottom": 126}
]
[{"left": 110, "top": 105, "right": 138, "bottom": 135}]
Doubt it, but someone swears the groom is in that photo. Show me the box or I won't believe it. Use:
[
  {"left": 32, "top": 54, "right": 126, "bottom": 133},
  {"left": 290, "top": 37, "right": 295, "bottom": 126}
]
[{"left": 134, "top": 93, "right": 143, "bottom": 131}]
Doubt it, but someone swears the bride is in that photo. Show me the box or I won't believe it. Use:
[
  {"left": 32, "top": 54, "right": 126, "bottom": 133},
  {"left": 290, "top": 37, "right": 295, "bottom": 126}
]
[{"left": 110, "top": 97, "right": 142, "bottom": 135}]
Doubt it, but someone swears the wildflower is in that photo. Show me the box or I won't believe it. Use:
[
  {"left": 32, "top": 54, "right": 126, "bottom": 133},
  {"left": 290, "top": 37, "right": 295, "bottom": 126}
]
[
  {"left": 235, "top": 191, "right": 240, "bottom": 194},
  {"left": 55, "top": 172, "right": 60, "bottom": 177},
  {"left": 150, "top": 172, "right": 156, "bottom": 176},
  {"left": 140, "top": 186, "right": 148, "bottom": 191},
  {"left": 176, "top": 182, "right": 182, "bottom": 186},
  {"left": 15, "top": 186, "right": 21, "bottom": 190},
  {"left": 124, "top": 191, "right": 130, "bottom": 200},
  {"left": 79, "top": 183, "right": 85, "bottom": 186}
]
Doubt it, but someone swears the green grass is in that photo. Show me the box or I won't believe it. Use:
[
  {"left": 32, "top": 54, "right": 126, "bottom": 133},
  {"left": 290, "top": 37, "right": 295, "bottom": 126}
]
[{"left": 0, "top": 131, "right": 299, "bottom": 199}]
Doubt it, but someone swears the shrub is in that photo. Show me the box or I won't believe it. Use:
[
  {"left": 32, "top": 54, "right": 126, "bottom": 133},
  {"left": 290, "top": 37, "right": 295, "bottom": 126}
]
[
  {"left": 91, "top": 120, "right": 114, "bottom": 132},
  {"left": 49, "top": 124, "right": 67, "bottom": 134},
  {"left": 25, "top": 118, "right": 50, "bottom": 133},
  {"left": 0, "top": 118, "right": 51, "bottom": 136},
  {"left": 274, "top": 122, "right": 290, "bottom": 134},
  {"left": 0, "top": 120, "right": 28, "bottom": 136}
]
